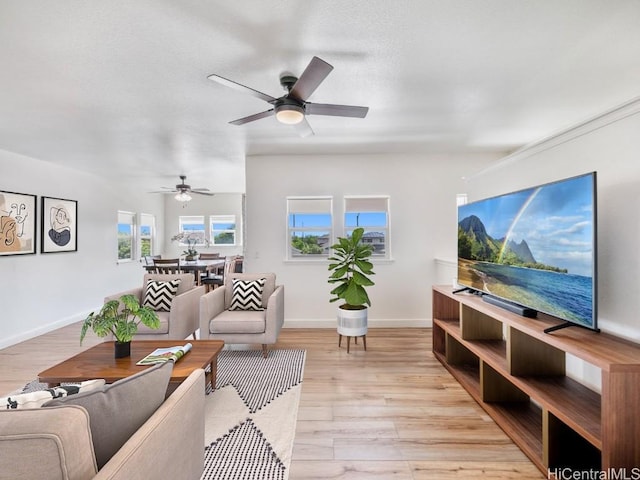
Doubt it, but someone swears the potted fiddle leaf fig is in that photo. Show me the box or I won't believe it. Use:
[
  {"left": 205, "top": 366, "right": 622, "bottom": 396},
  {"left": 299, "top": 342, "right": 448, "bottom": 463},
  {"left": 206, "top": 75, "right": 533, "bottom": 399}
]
[
  {"left": 328, "top": 227, "right": 375, "bottom": 345},
  {"left": 80, "top": 294, "right": 160, "bottom": 358}
]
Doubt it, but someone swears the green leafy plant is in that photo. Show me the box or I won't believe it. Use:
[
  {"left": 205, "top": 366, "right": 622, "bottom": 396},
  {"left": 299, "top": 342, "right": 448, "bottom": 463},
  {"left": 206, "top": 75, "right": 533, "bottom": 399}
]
[
  {"left": 80, "top": 294, "right": 160, "bottom": 344},
  {"left": 328, "top": 227, "right": 376, "bottom": 309}
]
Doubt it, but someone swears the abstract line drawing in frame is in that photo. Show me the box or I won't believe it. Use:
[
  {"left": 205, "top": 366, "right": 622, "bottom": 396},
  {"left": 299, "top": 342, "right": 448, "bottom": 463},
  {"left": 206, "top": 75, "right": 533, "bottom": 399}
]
[
  {"left": 41, "top": 196, "right": 78, "bottom": 253},
  {"left": 0, "top": 190, "right": 37, "bottom": 256}
]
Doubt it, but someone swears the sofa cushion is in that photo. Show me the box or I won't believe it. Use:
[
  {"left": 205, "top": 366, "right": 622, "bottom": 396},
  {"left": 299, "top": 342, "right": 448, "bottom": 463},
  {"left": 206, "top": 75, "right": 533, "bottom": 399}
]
[
  {"left": 225, "top": 273, "right": 275, "bottom": 310},
  {"left": 44, "top": 361, "right": 173, "bottom": 469},
  {"left": 0, "top": 379, "right": 105, "bottom": 410},
  {"left": 0, "top": 405, "right": 98, "bottom": 479},
  {"left": 210, "top": 309, "right": 266, "bottom": 334},
  {"left": 229, "top": 278, "right": 265, "bottom": 311},
  {"left": 143, "top": 279, "right": 181, "bottom": 312}
]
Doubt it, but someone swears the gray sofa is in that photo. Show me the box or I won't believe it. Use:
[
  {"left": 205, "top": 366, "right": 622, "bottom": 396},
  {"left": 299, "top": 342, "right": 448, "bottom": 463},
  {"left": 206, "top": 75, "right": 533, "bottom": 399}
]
[{"left": 0, "top": 369, "right": 205, "bottom": 480}]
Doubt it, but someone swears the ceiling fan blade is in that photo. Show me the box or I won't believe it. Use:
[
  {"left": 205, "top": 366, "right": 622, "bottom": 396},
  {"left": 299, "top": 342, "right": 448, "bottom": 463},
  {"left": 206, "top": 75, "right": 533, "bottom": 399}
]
[
  {"left": 294, "top": 117, "right": 314, "bottom": 138},
  {"left": 229, "top": 108, "right": 275, "bottom": 125},
  {"left": 305, "top": 102, "right": 369, "bottom": 118},
  {"left": 192, "top": 191, "right": 215, "bottom": 196},
  {"left": 191, "top": 188, "right": 212, "bottom": 192},
  {"left": 207, "top": 74, "right": 277, "bottom": 103},
  {"left": 148, "top": 190, "right": 177, "bottom": 194},
  {"left": 289, "top": 57, "right": 333, "bottom": 101}
]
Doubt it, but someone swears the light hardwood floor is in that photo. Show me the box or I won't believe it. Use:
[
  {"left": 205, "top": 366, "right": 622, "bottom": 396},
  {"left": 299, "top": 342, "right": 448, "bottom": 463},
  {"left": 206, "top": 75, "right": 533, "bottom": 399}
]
[{"left": 0, "top": 326, "right": 544, "bottom": 479}]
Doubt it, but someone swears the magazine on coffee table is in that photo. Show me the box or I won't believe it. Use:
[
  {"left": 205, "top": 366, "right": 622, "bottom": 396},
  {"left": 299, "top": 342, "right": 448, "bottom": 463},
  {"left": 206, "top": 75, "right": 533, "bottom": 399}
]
[{"left": 136, "top": 343, "right": 193, "bottom": 365}]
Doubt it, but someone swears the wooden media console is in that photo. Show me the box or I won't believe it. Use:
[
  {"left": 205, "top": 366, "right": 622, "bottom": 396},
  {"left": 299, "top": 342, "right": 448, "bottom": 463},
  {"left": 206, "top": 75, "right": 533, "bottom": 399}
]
[{"left": 432, "top": 285, "right": 640, "bottom": 475}]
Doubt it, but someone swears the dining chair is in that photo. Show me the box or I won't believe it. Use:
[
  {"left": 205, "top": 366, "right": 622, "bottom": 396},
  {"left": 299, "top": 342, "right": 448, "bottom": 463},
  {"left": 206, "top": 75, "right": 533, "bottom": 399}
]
[
  {"left": 198, "top": 253, "right": 221, "bottom": 260},
  {"left": 143, "top": 255, "right": 161, "bottom": 266},
  {"left": 197, "top": 253, "right": 222, "bottom": 284},
  {"left": 201, "top": 256, "right": 238, "bottom": 292},
  {"left": 233, "top": 256, "right": 244, "bottom": 273},
  {"left": 152, "top": 258, "right": 181, "bottom": 274}
]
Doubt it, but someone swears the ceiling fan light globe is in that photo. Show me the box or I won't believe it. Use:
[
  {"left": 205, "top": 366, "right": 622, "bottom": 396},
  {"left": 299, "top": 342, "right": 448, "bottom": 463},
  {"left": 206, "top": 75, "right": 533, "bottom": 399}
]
[
  {"left": 275, "top": 105, "right": 304, "bottom": 125},
  {"left": 175, "top": 192, "right": 192, "bottom": 202}
]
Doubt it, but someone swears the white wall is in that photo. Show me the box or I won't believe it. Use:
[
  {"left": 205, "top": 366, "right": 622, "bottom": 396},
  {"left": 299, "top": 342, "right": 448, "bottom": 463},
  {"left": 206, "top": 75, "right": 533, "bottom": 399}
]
[
  {"left": 245, "top": 152, "right": 499, "bottom": 327},
  {"left": 0, "top": 149, "right": 165, "bottom": 348},
  {"left": 462, "top": 100, "right": 640, "bottom": 343},
  {"left": 162, "top": 192, "right": 244, "bottom": 258}
]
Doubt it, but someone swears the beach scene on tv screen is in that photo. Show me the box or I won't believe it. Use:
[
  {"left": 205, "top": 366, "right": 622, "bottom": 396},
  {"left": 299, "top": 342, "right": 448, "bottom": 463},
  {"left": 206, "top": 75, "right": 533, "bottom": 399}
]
[{"left": 457, "top": 174, "right": 595, "bottom": 327}]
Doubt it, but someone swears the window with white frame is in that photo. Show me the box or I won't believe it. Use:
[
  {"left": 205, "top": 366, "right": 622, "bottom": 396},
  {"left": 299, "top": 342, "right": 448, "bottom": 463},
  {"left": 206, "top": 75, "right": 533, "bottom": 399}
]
[
  {"left": 344, "top": 196, "right": 390, "bottom": 258},
  {"left": 210, "top": 215, "right": 237, "bottom": 245},
  {"left": 140, "top": 213, "right": 155, "bottom": 257},
  {"left": 287, "top": 197, "right": 332, "bottom": 259},
  {"left": 178, "top": 216, "right": 206, "bottom": 245},
  {"left": 117, "top": 211, "right": 136, "bottom": 261}
]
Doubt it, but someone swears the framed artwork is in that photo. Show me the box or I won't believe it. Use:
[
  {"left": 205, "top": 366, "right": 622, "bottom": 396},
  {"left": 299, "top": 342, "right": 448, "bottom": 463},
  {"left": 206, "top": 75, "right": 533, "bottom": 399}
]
[
  {"left": 0, "top": 190, "right": 37, "bottom": 256},
  {"left": 41, "top": 196, "right": 78, "bottom": 253}
]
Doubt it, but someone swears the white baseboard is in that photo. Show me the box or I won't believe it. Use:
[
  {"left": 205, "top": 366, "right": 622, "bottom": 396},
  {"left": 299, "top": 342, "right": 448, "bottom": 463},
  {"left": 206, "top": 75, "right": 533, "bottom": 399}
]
[
  {"left": 1, "top": 315, "right": 432, "bottom": 350},
  {"left": 283, "top": 318, "right": 432, "bottom": 329},
  {"left": 0, "top": 310, "right": 95, "bottom": 350}
]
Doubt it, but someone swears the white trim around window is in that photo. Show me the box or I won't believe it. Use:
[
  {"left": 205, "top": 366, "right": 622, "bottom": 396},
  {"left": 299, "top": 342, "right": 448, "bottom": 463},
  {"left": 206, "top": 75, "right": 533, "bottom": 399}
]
[
  {"left": 178, "top": 215, "right": 206, "bottom": 245},
  {"left": 139, "top": 213, "right": 155, "bottom": 259},
  {"left": 117, "top": 210, "right": 136, "bottom": 263},
  {"left": 286, "top": 196, "right": 333, "bottom": 260},
  {"left": 344, "top": 195, "right": 391, "bottom": 260},
  {"left": 210, "top": 214, "right": 238, "bottom": 246}
]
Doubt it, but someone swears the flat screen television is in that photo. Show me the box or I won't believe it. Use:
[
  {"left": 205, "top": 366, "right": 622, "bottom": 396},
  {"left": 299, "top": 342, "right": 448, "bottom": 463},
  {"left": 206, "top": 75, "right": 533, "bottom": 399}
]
[{"left": 457, "top": 172, "right": 598, "bottom": 332}]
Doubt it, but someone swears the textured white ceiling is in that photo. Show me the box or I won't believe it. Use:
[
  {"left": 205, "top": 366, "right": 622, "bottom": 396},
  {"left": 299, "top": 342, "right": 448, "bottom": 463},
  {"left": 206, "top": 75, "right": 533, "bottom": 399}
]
[{"left": 1, "top": 1, "right": 640, "bottom": 193}]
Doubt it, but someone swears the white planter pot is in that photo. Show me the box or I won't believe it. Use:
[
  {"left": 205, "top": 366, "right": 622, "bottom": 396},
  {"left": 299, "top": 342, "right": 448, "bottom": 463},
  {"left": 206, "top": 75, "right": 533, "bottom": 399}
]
[{"left": 337, "top": 306, "right": 368, "bottom": 337}]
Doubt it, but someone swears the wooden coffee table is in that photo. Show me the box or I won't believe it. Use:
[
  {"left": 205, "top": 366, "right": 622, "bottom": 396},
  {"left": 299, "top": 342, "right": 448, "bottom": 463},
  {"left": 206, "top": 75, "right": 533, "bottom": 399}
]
[{"left": 38, "top": 340, "right": 225, "bottom": 391}]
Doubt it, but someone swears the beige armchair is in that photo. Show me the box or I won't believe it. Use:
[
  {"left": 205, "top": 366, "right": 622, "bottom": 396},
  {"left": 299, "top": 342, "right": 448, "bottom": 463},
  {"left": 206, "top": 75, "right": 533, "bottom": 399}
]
[
  {"left": 105, "top": 273, "right": 205, "bottom": 341},
  {"left": 199, "top": 272, "right": 284, "bottom": 358}
]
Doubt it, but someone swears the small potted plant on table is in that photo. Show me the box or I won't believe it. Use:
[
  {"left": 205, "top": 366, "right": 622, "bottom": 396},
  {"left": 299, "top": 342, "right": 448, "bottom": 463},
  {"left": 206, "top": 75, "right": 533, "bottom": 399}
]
[
  {"left": 80, "top": 294, "right": 160, "bottom": 358},
  {"left": 328, "top": 227, "right": 375, "bottom": 352},
  {"left": 171, "top": 232, "right": 209, "bottom": 261}
]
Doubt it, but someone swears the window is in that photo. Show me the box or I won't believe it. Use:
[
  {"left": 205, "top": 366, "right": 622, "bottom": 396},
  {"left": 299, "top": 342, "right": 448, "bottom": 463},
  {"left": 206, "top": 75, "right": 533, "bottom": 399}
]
[
  {"left": 117, "top": 211, "right": 136, "bottom": 261},
  {"left": 344, "top": 196, "right": 390, "bottom": 258},
  {"left": 287, "top": 197, "right": 333, "bottom": 259},
  {"left": 210, "top": 215, "right": 237, "bottom": 245},
  {"left": 140, "top": 213, "right": 155, "bottom": 257},
  {"left": 178, "top": 216, "right": 206, "bottom": 245}
]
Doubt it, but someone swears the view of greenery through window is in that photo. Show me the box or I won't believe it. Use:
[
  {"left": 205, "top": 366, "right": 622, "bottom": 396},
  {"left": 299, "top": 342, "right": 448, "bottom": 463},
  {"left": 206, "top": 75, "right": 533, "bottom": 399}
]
[
  {"left": 287, "top": 211, "right": 387, "bottom": 257},
  {"left": 117, "top": 223, "right": 133, "bottom": 260},
  {"left": 178, "top": 215, "right": 238, "bottom": 246},
  {"left": 211, "top": 216, "right": 236, "bottom": 245},
  {"left": 289, "top": 213, "right": 331, "bottom": 256},
  {"left": 140, "top": 225, "right": 151, "bottom": 256}
]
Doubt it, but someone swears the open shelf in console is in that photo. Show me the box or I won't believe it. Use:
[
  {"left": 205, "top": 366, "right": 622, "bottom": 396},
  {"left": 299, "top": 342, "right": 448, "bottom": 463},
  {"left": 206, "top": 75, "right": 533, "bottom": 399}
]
[{"left": 431, "top": 284, "right": 640, "bottom": 476}]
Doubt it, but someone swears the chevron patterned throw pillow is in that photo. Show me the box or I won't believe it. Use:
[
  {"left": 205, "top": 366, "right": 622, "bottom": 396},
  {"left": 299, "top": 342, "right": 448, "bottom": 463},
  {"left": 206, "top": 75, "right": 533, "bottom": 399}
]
[
  {"left": 143, "top": 279, "right": 181, "bottom": 312},
  {"left": 229, "top": 278, "right": 265, "bottom": 311}
]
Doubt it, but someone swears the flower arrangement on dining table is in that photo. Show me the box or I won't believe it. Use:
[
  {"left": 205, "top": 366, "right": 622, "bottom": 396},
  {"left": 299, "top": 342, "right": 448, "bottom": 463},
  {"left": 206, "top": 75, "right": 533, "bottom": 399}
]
[{"left": 171, "top": 232, "right": 210, "bottom": 260}]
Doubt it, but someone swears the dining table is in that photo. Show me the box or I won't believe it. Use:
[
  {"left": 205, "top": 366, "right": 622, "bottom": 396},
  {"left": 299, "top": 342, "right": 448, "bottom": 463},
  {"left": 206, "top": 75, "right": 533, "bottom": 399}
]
[{"left": 143, "top": 258, "right": 225, "bottom": 286}]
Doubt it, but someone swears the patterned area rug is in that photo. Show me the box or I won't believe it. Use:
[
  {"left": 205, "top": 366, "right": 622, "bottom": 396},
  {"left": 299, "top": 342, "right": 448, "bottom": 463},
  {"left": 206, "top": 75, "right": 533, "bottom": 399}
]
[
  {"left": 202, "top": 349, "right": 305, "bottom": 480},
  {"left": 20, "top": 349, "right": 306, "bottom": 480}
]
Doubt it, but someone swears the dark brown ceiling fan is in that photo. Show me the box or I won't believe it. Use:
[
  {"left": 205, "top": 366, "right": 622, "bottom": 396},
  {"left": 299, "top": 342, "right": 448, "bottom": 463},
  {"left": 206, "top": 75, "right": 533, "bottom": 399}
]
[
  {"left": 150, "top": 175, "right": 214, "bottom": 202},
  {"left": 207, "top": 56, "right": 369, "bottom": 137}
]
